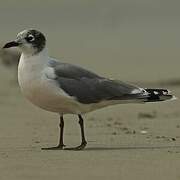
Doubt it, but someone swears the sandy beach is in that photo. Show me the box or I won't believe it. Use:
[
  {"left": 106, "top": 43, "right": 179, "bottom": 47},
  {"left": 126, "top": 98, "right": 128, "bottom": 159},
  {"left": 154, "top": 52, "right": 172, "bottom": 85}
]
[{"left": 0, "top": 0, "right": 180, "bottom": 179}]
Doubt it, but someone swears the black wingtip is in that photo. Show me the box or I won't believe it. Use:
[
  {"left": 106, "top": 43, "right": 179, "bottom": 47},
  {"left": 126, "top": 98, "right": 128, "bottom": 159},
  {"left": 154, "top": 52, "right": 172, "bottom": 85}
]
[{"left": 144, "top": 88, "right": 175, "bottom": 102}]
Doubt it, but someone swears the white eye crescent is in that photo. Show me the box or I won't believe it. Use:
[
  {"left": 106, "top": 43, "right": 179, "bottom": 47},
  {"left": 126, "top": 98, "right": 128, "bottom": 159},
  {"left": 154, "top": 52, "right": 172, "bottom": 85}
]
[{"left": 26, "top": 34, "right": 35, "bottom": 42}]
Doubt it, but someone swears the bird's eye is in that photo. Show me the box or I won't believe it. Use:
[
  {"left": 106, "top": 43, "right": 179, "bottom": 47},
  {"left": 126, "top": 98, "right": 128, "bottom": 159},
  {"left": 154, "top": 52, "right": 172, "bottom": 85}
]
[{"left": 26, "top": 35, "right": 35, "bottom": 42}]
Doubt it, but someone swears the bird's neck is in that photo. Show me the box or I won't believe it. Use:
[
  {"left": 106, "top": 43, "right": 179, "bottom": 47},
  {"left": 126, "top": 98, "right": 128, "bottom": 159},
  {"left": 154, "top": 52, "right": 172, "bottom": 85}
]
[
  {"left": 20, "top": 47, "right": 49, "bottom": 68},
  {"left": 21, "top": 47, "right": 48, "bottom": 59}
]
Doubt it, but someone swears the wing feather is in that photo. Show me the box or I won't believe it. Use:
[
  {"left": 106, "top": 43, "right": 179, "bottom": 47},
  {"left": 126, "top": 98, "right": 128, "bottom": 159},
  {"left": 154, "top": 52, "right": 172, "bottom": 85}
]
[{"left": 47, "top": 59, "right": 146, "bottom": 104}]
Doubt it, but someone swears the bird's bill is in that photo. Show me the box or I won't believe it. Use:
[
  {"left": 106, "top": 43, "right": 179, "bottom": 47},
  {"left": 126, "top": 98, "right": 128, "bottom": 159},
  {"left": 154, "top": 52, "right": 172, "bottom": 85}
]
[{"left": 3, "top": 41, "right": 20, "bottom": 49}]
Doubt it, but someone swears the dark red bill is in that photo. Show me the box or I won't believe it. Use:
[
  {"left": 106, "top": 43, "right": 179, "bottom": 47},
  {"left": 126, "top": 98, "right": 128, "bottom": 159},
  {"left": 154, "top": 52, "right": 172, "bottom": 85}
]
[{"left": 3, "top": 41, "right": 19, "bottom": 48}]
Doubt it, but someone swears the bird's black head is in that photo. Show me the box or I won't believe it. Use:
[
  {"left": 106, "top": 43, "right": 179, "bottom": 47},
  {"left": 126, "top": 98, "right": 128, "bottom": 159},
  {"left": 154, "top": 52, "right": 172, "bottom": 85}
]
[
  {"left": 23, "top": 29, "right": 46, "bottom": 52},
  {"left": 3, "top": 29, "right": 46, "bottom": 55}
]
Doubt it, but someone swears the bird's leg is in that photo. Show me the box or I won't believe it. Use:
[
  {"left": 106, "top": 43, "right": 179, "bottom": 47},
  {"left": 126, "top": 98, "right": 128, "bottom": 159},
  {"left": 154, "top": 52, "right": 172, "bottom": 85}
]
[
  {"left": 65, "top": 114, "right": 87, "bottom": 150},
  {"left": 42, "top": 115, "right": 65, "bottom": 150},
  {"left": 78, "top": 114, "right": 87, "bottom": 148},
  {"left": 57, "top": 115, "right": 66, "bottom": 148}
]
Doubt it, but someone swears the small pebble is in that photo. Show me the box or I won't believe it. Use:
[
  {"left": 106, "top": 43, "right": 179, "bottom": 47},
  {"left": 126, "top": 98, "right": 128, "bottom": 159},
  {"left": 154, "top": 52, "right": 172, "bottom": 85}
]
[
  {"left": 112, "top": 132, "right": 117, "bottom": 135},
  {"left": 140, "top": 130, "right": 147, "bottom": 134}
]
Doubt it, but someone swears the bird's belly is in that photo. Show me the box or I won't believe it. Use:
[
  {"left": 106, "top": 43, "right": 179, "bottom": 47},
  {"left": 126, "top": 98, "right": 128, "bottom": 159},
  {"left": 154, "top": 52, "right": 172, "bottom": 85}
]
[{"left": 18, "top": 74, "right": 80, "bottom": 114}]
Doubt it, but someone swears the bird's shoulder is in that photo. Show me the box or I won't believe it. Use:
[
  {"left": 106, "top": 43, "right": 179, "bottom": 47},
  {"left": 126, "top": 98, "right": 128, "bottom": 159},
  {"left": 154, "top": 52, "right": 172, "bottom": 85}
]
[{"left": 47, "top": 58, "right": 101, "bottom": 80}]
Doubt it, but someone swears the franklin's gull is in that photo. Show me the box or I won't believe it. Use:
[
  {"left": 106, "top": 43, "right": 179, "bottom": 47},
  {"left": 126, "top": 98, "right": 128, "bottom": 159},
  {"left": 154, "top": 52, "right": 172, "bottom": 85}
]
[{"left": 3, "top": 29, "right": 175, "bottom": 150}]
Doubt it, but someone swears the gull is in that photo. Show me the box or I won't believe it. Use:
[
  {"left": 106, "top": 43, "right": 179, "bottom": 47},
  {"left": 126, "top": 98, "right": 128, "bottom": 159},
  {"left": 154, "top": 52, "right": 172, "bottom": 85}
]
[{"left": 3, "top": 29, "right": 175, "bottom": 150}]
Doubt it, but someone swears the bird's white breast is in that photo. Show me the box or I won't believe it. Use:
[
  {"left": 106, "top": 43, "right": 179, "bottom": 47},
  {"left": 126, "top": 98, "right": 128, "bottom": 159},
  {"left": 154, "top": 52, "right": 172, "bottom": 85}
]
[
  {"left": 18, "top": 51, "right": 128, "bottom": 115},
  {"left": 18, "top": 53, "right": 81, "bottom": 114}
]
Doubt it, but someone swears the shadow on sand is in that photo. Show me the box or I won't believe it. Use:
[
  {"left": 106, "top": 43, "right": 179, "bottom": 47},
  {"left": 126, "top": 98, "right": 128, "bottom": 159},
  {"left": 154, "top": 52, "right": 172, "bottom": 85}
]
[{"left": 84, "top": 145, "right": 180, "bottom": 151}]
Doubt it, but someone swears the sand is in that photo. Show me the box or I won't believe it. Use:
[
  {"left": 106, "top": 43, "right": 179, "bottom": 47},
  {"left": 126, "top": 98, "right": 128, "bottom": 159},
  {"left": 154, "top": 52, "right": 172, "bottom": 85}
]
[
  {"left": 0, "top": 66, "right": 180, "bottom": 180},
  {"left": 0, "top": 0, "right": 180, "bottom": 179}
]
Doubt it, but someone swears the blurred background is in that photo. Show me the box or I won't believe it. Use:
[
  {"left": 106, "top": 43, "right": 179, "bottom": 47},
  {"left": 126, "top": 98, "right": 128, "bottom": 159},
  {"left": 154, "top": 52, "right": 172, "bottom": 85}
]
[
  {"left": 0, "top": 1, "right": 180, "bottom": 179},
  {"left": 0, "top": 0, "right": 180, "bottom": 83}
]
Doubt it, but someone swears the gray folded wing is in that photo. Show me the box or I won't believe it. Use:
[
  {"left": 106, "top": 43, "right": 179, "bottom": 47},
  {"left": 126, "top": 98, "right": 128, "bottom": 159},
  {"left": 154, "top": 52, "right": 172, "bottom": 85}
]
[{"left": 48, "top": 60, "right": 147, "bottom": 104}]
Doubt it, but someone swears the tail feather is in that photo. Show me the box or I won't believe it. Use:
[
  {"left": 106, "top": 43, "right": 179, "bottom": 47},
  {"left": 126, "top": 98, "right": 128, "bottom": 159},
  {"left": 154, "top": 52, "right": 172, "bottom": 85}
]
[{"left": 144, "top": 88, "right": 176, "bottom": 102}]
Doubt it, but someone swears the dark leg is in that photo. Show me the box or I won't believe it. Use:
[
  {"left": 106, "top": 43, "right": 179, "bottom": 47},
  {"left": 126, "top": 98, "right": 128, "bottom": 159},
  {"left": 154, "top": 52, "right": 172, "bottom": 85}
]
[
  {"left": 78, "top": 114, "right": 87, "bottom": 147},
  {"left": 42, "top": 115, "right": 65, "bottom": 150},
  {"left": 65, "top": 114, "right": 87, "bottom": 150},
  {"left": 57, "top": 115, "right": 65, "bottom": 148}
]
